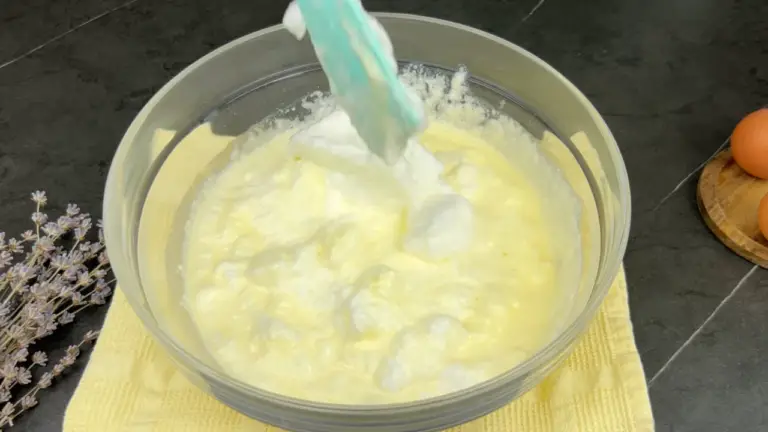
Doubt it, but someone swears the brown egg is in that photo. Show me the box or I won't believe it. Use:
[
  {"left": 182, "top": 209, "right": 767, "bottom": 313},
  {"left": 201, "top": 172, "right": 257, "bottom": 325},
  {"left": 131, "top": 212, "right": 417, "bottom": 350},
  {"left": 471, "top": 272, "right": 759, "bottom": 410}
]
[
  {"left": 760, "top": 192, "right": 768, "bottom": 241},
  {"left": 732, "top": 108, "right": 768, "bottom": 179}
]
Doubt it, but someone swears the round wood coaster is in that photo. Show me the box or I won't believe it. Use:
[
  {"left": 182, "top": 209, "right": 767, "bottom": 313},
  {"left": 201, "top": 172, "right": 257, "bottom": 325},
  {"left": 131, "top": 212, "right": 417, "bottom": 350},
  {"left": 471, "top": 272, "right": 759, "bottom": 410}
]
[{"left": 697, "top": 149, "right": 768, "bottom": 269}]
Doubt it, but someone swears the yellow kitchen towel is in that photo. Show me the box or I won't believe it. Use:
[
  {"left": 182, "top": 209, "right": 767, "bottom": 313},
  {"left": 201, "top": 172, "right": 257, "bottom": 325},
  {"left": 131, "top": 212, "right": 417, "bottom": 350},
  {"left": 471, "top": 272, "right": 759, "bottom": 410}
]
[{"left": 63, "top": 269, "right": 654, "bottom": 432}]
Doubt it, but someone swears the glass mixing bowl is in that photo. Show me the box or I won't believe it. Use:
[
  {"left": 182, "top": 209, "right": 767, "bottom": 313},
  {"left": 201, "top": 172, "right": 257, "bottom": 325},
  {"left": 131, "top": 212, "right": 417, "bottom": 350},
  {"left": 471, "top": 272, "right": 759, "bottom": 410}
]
[{"left": 103, "top": 13, "right": 630, "bottom": 432}]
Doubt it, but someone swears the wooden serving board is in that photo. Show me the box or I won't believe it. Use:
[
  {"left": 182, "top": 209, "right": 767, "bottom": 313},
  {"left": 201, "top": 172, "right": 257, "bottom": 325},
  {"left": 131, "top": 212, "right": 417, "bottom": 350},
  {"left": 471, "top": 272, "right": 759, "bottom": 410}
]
[{"left": 697, "top": 149, "right": 768, "bottom": 269}]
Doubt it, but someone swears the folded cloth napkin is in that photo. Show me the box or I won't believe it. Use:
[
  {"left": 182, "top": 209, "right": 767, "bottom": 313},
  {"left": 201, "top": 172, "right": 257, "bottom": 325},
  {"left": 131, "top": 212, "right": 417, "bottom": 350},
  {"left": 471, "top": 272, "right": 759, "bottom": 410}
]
[{"left": 63, "top": 268, "right": 654, "bottom": 432}]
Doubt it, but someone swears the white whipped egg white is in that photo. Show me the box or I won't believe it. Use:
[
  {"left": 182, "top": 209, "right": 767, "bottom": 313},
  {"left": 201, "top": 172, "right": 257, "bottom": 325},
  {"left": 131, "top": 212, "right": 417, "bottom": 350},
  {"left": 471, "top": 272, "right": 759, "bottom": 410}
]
[{"left": 182, "top": 70, "right": 581, "bottom": 404}]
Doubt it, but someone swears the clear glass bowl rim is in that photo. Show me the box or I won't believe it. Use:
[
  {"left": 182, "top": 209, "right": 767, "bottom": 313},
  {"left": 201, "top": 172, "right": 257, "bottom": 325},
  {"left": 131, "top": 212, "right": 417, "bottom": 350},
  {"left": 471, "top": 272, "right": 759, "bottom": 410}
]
[{"left": 104, "top": 12, "right": 631, "bottom": 415}]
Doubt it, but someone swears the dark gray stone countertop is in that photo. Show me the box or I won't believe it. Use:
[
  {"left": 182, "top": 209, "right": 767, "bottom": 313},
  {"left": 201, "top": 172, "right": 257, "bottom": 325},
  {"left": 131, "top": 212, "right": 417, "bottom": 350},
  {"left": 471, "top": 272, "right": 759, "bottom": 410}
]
[{"left": 1, "top": 0, "right": 767, "bottom": 430}]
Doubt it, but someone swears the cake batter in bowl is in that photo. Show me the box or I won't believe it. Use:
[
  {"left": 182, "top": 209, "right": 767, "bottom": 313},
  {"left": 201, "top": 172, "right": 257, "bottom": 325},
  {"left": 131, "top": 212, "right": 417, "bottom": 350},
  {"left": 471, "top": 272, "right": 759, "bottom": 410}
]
[{"left": 104, "top": 13, "right": 629, "bottom": 432}]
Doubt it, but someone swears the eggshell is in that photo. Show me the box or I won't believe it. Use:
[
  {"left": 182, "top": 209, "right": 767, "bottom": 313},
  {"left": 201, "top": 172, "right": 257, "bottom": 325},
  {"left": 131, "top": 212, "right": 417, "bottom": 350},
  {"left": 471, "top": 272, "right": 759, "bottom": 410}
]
[
  {"left": 731, "top": 108, "right": 768, "bottom": 180},
  {"left": 759, "top": 192, "right": 768, "bottom": 241}
]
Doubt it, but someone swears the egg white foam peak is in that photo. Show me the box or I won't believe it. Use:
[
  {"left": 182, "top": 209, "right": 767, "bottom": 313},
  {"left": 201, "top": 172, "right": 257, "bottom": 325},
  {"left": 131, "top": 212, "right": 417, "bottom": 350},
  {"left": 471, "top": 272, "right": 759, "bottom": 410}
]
[{"left": 181, "top": 66, "right": 583, "bottom": 404}]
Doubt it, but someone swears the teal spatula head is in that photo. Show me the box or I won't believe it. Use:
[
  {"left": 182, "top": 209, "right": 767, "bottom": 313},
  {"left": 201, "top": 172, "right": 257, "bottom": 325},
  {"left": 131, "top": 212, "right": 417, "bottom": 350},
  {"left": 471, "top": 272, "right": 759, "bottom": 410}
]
[{"left": 284, "top": 0, "right": 426, "bottom": 163}]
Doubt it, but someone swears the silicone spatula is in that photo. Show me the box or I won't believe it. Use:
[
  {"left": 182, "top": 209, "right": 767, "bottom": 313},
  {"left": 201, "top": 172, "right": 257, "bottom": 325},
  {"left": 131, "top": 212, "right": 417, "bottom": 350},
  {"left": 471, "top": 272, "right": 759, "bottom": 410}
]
[{"left": 291, "top": 0, "right": 425, "bottom": 163}]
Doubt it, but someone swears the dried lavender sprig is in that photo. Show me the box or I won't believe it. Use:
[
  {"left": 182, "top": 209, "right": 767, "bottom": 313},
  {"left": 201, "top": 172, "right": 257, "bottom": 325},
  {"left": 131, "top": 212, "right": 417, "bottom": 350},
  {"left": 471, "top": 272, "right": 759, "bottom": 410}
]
[
  {"left": 0, "top": 331, "right": 99, "bottom": 429},
  {"left": 0, "top": 210, "right": 104, "bottom": 351},
  {"left": 0, "top": 192, "right": 113, "bottom": 430}
]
